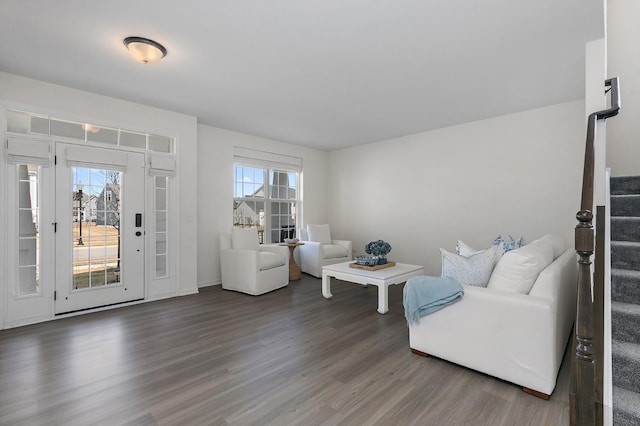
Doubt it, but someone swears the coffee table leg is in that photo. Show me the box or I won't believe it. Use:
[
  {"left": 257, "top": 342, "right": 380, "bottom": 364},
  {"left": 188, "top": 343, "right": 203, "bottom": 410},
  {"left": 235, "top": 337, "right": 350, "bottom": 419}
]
[
  {"left": 377, "top": 283, "right": 389, "bottom": 314},
  {"left": 322, "top": 271, "right": 333, "bottom": 299}
]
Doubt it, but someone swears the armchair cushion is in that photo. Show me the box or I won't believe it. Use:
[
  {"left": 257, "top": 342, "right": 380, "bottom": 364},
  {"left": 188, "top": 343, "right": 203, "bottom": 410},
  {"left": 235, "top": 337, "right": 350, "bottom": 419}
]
[
  {"left": 322, "top": 244, "right": 349, "bottom": 259},
  {"left": 307, "top": 224, "right": 332, "bottom": 245},
  {"left": 259, "top": 251, "right": 286, "bottom": 271},
  {"left": 231, "top": 227, "right": 260, "bottom": 251}
]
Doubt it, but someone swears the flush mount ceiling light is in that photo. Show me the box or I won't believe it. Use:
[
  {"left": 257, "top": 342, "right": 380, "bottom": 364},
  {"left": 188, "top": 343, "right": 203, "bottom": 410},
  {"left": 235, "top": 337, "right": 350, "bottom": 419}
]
[{"left": 123, "top": 36, "right": 167, "bottom": 65}]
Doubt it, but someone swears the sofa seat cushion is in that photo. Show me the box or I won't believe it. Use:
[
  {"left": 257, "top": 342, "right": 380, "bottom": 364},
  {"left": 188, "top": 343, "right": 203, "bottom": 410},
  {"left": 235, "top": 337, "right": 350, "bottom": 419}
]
[
  {"left": 487, "top": 238, "right": 554, "bottom": 294},
  {"left": 259, "top": 251, "right": 285, "bottom": 271},
  {"left": 322, "top": 244, "right": 348, "bottom": 259}
]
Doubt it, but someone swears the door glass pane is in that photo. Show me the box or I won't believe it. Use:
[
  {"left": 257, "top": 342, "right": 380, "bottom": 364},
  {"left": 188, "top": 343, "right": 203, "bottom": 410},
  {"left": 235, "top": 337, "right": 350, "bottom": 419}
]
[
  {"left": 72, "top": 167, "right": 122, "bottom": 290},
  {"left": 17, "top": 164, "right": 40, "bottom": 296}
]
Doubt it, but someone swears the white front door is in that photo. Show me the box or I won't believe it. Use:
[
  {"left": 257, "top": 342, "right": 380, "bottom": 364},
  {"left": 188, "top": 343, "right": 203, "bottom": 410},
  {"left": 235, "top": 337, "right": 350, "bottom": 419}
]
[{"left": 54, "top": 144, "right": 145, "bottom": 314}]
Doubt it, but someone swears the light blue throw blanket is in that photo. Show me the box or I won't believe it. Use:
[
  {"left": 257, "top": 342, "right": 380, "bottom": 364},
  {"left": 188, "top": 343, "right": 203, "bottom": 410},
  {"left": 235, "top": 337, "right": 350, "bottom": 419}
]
[{"left": 403, "top": 276, "right": 464, "bottom": 324}]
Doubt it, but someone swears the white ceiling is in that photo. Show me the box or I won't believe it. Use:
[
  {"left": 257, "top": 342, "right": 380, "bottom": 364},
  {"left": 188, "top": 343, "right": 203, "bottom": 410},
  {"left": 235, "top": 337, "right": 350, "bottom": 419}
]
[{"left": 0, "top": 1, "right": 603, "bottom": 151}]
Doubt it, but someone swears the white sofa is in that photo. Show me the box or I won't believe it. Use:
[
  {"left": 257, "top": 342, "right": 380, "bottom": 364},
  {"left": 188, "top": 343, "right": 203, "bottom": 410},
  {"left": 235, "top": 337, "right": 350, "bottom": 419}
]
[
  {"left": 296, "top": 225, "right": 353, "bottom": 278},
  {"left": 408, "top": 243, "right": 577, "bottom": 399}
]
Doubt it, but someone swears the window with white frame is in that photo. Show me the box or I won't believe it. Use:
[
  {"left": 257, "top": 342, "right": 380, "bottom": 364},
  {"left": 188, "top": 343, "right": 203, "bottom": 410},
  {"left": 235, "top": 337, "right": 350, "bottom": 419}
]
[
  {"left": 233, "top": 148, "right": 301, "bottom": 244},
  {"left": 16, "top": 164, "right": 41, "bottom": 296}
]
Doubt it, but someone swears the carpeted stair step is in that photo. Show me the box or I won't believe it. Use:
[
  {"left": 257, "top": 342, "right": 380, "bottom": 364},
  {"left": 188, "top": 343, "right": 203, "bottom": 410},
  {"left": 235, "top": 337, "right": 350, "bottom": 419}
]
[
  {"left": 611, "top": 217, "right": 640, "bottom": 241},
  {"left": 612, "top": 269, "right": 640, "bottom": 305},
  {"left": 612, "top": 340, "right": 640, "bottom": 394},
  {"left": 611, "top": 176, "right": 640, "bottom": 195},
  {"left": 611, "top": 241, "right": 640, "bottom": 271},
  {"left": 611, "top": 194, "right": 640, "bottom": 217},
  {"left": 613, "top": 386, "right": 640, "bottom": 426},
  {"left": 612, "top": 301, "right": 640, "bottom": 344}
]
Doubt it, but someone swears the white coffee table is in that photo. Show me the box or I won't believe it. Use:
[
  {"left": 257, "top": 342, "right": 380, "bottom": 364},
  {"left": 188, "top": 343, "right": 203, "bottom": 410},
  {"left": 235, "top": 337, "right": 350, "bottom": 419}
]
[{"left": 322, "top": 261, "right": 424, "bottom": 314}]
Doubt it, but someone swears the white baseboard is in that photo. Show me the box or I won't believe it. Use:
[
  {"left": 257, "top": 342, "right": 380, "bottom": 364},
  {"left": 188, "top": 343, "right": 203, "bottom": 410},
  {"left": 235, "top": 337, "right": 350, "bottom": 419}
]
[
  {"left": 198, "top": 280, "right": 221, "bottom": 288},
  {"left": 178, "top": 288, "right": 199, "bottom": 296}
]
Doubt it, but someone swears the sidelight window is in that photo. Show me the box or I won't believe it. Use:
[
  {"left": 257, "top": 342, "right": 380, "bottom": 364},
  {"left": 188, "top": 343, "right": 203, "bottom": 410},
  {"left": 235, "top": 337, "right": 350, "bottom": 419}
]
[{"left": 16, "top": 164, "right": 41, "bottom": 296}]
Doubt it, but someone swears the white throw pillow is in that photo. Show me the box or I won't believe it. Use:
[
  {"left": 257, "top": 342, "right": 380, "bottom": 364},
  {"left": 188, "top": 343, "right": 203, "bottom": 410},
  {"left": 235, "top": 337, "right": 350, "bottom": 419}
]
[
  {"left": 538, "top": 234, "right": 565, "bottom": 259},
  {"left": 307, "top": 224, "right": 332, "bottom": 245},
  {"left": 441, "top": 245, "right": 500, "bottom": 287},
  {"left": 529, "top": 249, "right": 574, "bottom": 298},
  {"left": 456, "top": 240, "right": 481, "bottom": 257},
  {"left": 487, "top": 238, "right": 554, "bottom": 294},
  {"left": 231, "top": 227, "right": 260, "bottom": 251}
]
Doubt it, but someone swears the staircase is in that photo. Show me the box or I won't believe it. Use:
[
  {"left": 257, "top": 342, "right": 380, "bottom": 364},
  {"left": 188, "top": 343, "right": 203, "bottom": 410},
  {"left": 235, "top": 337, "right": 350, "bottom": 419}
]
[{"left": 610, "top": 176, "right": 640, "bottom": 425}]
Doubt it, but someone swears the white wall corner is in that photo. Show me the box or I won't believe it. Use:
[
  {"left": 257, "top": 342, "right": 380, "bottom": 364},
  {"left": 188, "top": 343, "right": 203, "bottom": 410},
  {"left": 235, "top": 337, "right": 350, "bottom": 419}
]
[
  {"left": 585, "top": 38, "right": 608, "bottom": 207},
  {"left": 0, "top": 104, "right": 7, "bottom": 330}
]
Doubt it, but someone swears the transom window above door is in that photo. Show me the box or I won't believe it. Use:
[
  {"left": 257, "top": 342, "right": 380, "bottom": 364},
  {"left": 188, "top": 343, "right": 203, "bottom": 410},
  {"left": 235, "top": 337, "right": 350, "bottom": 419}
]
[{"left": 6, "top": 109, "right": 175, "bottom": 154}]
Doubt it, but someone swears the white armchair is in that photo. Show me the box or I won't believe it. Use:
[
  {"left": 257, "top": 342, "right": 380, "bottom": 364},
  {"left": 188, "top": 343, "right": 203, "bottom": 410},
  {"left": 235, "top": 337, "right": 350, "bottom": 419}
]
[
  {"left": 219, "top": 228, "right": 289, "bottom": 295},
  {"left": 297, "top": 224, "right": 353, "bottom": 278}
]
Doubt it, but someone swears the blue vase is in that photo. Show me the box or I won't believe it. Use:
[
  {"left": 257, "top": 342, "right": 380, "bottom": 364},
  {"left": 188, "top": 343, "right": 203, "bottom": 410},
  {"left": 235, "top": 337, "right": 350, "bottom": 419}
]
[{"left": 377, "top": 255, "right": 387, "bottom": 265}]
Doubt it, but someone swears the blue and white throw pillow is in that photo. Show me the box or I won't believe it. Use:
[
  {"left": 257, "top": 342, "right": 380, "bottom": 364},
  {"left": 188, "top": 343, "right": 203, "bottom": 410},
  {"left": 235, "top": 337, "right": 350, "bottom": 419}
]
[
  {"left": 493, "top": 235, "right": 525, "bottom": 254},
  {"left": 440, "top": 245, "right": 501, "bottom": 287}
]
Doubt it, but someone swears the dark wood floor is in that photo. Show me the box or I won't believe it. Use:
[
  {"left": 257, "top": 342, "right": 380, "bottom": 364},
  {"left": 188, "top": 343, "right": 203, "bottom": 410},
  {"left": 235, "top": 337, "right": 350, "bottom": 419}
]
[{"left": 0, "top": 275, "right": 571, "bottom": 425}]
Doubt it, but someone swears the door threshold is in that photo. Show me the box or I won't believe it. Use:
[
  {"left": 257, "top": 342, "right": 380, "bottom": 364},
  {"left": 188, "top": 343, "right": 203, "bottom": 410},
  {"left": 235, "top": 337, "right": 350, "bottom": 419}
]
[{"left": 55, "top": 298, "right": 145, "bottom": 318}]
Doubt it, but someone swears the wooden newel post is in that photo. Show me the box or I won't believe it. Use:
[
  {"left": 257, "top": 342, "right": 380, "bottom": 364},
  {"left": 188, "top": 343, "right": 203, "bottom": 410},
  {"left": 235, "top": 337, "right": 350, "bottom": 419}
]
[
  {"left": 573, "top": 209, "right": 595, "bottom": 426},
  {"left": 570, "top": 77, "right": 620, "bottom": 426}
]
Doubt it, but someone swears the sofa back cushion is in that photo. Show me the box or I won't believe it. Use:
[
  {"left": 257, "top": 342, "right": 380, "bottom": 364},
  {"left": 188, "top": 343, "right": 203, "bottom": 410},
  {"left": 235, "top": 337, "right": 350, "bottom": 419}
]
[
  {"left": 487, "top": 238, "right": 554, "bottom": 294},
  {"left": 307, "top": 224, "right": 332, "bottom": 245},
  {"left": 231, "top": 227, "right": 260, "bottom": 251},
  {"left": 538, "top": 234, "right": 565, "bottom": 260}
]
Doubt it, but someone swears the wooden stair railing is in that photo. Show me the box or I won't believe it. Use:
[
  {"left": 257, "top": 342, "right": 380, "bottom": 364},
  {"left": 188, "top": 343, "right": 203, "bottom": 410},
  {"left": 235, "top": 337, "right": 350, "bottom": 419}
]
[{"left": 570, "top": 77, "right": 620, "bottom": 426}]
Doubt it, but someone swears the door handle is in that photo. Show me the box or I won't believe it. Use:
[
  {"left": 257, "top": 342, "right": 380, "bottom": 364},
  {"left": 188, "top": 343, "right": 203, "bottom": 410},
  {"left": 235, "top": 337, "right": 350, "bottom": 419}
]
[{"left": 135, "top": 213, "right": 142, "bottom": 227}]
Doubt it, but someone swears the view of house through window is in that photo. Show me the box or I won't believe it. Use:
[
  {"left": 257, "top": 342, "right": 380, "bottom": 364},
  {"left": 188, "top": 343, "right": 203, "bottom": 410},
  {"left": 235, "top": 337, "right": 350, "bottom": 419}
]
[
  {"left": 233, "top": 165, "right": 299, "bottom": 244},
  {"left": 72, "top": 167, "right": 122, "bottom": 289}
]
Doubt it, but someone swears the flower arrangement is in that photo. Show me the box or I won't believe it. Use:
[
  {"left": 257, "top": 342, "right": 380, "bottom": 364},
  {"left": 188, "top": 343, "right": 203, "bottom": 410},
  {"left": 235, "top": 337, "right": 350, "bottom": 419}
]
[{"left": 365, "top": 240, "right": 392, "bottom": 264}]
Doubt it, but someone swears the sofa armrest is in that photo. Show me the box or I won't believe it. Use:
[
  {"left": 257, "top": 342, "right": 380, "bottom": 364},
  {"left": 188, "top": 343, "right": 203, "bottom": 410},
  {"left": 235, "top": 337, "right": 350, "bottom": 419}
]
[
  {"left": 297, "top": 241, "right": 323, "bottom": 276},
  {"left": 409, "top": 286, "right": 564, "bottom": 395},
  {"left": 297, "top": 241, "right": 323, "bottom": 260}
]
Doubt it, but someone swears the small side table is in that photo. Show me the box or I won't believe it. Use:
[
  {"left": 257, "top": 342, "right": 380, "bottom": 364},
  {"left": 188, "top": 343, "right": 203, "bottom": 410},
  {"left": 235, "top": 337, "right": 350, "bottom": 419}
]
[{"left": 279, "top": 242, "right": 305, "bottom": 280}]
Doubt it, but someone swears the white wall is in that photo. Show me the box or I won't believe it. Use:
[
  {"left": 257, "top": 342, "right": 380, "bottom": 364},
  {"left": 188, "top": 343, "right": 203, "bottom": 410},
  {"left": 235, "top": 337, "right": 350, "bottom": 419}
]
[
  {"left": 607, "top": 0, "right": 640, "bottom": 176},
  {"left": 0, "top": 71, "right": 199, "bottom": 297},
  {"left": 327, "top": 100, "right": 586, "bottom": 275},
  {"left": 196, "top": 124, "right": 328, "bottom": 287}
]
